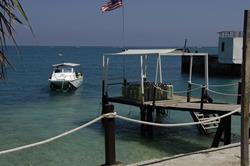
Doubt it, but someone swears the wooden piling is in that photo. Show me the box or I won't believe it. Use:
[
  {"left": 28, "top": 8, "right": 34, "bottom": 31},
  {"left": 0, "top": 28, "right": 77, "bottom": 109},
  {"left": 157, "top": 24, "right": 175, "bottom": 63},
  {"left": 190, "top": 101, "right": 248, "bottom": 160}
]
[
  {"left": 237, "top": 82, "right": 241, "bottom": 104},
  {"left": 241, "top": 10, "right": 250, "bottom": 166},
  {"left": 211, "top": 115, "right": 231, "bottom": 147},
  {"left": 102, "top": 80, "right": 108, "bottom": 114},
  {"left": 187, "top": 82, "right": 191, "bottom": 102},
  {"left": 224, "top": 115, "right": 232, "bottom": 145},
  {"left": 140, "top": 106, "right": 146, "bottom": 136},
  {"left": 103, "top": 104, "right": 119, "bottom": 166},
  {"left": 200, "top": 86, "right": 205, "bottom": 110},
  {"left": 146, "top": 107, "right": 154, "bottom": 136}
]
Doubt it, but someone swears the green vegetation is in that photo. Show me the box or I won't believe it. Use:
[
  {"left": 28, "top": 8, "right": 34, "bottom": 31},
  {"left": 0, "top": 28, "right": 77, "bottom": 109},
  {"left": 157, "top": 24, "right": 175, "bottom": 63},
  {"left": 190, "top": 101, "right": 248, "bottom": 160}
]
[{"left": 0, "top": 0, "right": 32, "bottom": 79}]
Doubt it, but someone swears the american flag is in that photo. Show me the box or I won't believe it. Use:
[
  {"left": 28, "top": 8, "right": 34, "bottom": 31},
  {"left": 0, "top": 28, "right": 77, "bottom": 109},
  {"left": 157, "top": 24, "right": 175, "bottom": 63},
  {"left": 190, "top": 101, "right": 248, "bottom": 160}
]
[{"left": 101, "top": 0, "right": 123, "bottom": 12}]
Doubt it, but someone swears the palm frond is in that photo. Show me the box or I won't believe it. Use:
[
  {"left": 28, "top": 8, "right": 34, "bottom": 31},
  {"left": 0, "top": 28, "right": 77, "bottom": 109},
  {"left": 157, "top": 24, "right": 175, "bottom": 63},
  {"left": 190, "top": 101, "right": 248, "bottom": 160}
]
[{"left": 0, "top": 0, "right": 32, "bottom": 80}]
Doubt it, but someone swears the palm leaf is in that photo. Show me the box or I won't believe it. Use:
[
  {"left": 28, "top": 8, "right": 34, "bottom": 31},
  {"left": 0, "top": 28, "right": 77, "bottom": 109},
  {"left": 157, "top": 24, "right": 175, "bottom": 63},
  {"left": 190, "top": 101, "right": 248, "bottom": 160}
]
[
  {"left": 11, "top": 0, "right": 35, "bottom": 36},
  {"left": 0, "top": 0, "right": 33, "bottom": 80}
]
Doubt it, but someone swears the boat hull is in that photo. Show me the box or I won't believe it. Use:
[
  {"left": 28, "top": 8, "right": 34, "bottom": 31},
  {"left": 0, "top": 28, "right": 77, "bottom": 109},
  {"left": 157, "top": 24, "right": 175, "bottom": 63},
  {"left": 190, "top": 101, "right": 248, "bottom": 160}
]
[{"left": 49, "top": 77, "right": 83, "bottom": 91}]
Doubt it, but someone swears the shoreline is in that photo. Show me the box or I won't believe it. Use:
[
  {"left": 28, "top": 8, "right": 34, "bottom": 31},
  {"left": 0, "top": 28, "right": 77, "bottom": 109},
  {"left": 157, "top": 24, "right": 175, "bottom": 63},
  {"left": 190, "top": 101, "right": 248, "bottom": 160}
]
[{"left": 128, "top": 142, "right": 245, "bottom": 166}]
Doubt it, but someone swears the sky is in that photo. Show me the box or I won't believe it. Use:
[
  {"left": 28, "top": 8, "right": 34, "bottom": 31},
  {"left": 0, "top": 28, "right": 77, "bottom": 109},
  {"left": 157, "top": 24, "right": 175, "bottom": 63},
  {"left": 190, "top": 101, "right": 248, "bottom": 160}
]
[{"left": 12, "top": 0, "right": 250, "bottom": 47}]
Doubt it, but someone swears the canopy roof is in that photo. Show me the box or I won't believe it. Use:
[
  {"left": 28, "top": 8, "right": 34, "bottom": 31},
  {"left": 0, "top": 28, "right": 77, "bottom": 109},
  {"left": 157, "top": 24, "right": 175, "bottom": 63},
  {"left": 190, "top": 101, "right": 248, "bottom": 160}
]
[
  {"left": 104, "top": 49, "right": 208, "bottom": 56},
  {"left": 52, "top": 63, "right": 80, "bottom": 67}
]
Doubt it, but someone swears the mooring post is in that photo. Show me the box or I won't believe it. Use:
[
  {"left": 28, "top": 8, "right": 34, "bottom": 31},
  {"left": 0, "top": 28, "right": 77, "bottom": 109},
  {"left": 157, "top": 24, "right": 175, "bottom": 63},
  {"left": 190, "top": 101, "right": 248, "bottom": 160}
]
[
  {"left": 211, "top": 114, "right": 225, "bottom": 148},
  {"left": 200, "top": 86, "right": 205, "bottom": 110},
  {"left": 102, "top": 80, "right": 108, "bottom": 115},
  {"left": 237, "top": 81, "right": 242, "bottom": 104},
  {"left": 241, "top": 10, "right": 250, "bottom": 166},
  {"left": 103, "top": 104, "right": 119, "bottom": 166},
  {"left": 187, "top": 82, "right": 192, "bottom": 102},
  {"left": 146, "top": 107, "right": 154, "bottom": 137},
  {"left": 152, "top": 85, "right": 157, "bottom": 107},
  {"left": 224, "top": 115, "right": 232, "bottom": 145},
  {"left": 140, "top": 106, "right": 146, "bottom": 136}
]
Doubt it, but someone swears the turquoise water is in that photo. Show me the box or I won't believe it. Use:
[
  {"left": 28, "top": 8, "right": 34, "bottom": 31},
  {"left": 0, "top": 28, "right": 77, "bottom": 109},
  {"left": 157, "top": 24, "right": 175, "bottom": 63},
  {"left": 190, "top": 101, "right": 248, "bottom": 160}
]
[{"left": 0, "top": 46, "right": 241, "bottom": 165}]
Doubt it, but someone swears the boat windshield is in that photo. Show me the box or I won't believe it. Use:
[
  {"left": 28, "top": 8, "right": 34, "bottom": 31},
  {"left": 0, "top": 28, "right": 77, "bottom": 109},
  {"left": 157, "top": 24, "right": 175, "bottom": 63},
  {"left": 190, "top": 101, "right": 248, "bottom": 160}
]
[
  {"left": 54, "top": 68, "right": 62, "bottom": 73},
  {"left": 63, "top": 68, "right": 73, "bottom": 73}
]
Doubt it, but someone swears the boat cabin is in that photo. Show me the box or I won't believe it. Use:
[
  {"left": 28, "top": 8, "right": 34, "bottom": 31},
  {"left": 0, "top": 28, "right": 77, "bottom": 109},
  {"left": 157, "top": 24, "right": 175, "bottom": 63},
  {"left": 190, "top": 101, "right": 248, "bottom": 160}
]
[{"left": 52, "top": 63, "right": 80, "bottom": 73}]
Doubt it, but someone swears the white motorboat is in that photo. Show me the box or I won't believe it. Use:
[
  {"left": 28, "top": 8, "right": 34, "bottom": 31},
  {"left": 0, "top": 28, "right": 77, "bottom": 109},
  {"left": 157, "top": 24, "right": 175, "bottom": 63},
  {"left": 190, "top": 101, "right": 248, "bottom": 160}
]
[{"left": 48, "top": 63, "right": 83, "bottom": 90}]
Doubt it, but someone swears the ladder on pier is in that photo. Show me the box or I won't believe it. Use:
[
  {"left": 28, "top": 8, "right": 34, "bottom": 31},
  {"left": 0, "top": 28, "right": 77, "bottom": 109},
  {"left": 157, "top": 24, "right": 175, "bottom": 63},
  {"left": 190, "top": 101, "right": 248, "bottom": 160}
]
[{"left": 190, "top": 112, "right": 220, "bottom": 135}]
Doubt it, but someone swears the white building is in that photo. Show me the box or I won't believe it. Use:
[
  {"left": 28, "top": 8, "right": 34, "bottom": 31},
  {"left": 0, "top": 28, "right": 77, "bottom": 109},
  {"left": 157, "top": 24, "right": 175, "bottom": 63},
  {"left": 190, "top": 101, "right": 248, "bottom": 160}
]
[{"left": 218, "top": 31, "right": 243, "bottom": 64}]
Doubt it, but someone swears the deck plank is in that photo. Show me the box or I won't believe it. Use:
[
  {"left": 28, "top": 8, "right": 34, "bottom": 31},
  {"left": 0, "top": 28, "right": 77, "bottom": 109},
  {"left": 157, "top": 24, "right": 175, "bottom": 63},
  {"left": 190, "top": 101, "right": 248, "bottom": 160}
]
[{"left": 107, "top": 95, "right": 241, "bottom": 115}]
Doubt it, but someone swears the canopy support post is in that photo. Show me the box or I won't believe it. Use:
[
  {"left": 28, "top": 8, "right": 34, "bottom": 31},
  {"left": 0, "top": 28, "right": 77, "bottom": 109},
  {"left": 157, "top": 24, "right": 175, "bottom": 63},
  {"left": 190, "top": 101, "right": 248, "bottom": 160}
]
[
  {"left": 205, "top": 54, "right": 209, "bottom": 89},
  {"left": 187, "top": 55, "right": 193, "bottom": 102},
  {"left": 140, "top": 56, "right": 145, "bottom": 103},
  {"left": 104, "top": 56, "right": 109, "bottom": 96},
  {"left": 102, "top": 55, "right": 107, "bottom": 95},
  {"left": 189, "top": 55, "right": 193, "bottom": 83},
  {"left": 143, "top": 55, "right": 147, "bottom": 80},
  {"left": 155, "top": 56, "right": 159, "bottom": 84},
  {"left": 159, "top": 54, "right": 162, "bottom": 83}
]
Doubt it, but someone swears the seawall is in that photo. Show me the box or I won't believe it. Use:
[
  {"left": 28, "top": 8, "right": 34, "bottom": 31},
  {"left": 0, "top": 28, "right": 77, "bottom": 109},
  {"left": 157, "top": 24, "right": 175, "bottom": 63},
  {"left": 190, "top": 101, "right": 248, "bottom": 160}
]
[{"left": 181, "top": 55, "right": 241, "bottom": 77}]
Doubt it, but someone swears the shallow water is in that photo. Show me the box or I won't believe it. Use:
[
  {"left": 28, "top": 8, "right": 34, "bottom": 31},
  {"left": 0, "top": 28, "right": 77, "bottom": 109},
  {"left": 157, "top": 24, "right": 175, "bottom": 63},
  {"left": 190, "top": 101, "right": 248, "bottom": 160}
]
[{"left": 0, "top": 46, "right": 241, "bottom": 165}]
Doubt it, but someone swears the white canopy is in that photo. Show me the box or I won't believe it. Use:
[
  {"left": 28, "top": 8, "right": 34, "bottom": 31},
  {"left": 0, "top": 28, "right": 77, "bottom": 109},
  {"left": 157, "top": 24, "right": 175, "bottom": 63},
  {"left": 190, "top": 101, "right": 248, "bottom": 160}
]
[
  {"left": 102, "top": 48, "right": 209, "bottom": 101},
  {"left": 105, "top": 49, "right": 208, "bottom": 56},
  {"left": 52, "top": 63, "right": 80, "bottom": 67}
]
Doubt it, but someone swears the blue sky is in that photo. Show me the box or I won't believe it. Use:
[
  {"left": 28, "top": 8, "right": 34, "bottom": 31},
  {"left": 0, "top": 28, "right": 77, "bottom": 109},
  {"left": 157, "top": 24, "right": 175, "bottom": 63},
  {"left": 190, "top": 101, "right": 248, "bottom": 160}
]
[{"left": 14, "top": 0, "right": 250, "bottom": 47}]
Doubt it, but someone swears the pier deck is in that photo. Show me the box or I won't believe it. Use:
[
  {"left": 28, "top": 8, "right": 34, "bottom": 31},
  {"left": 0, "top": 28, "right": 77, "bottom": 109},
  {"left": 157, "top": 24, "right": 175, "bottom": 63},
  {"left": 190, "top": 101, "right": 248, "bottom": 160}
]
[
  {"left": 106, "top": 94, "right": 241, "bottom": 146},
  {"left": 107, "top": 95, "right": 240, "bottom": 115}
]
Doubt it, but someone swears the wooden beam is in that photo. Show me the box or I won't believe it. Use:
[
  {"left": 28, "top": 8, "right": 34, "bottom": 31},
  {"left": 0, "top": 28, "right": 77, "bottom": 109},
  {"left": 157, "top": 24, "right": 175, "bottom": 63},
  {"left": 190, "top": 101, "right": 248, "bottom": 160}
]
[{"left": 241, "top": 10, "right": 250, "bottom": 166}]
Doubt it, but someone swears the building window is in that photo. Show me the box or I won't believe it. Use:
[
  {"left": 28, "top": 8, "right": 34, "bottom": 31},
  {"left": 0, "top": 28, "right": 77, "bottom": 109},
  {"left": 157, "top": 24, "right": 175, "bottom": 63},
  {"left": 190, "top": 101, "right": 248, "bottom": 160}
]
[{"left": 221, "top": 42, "right": 225, "bottom": 52}]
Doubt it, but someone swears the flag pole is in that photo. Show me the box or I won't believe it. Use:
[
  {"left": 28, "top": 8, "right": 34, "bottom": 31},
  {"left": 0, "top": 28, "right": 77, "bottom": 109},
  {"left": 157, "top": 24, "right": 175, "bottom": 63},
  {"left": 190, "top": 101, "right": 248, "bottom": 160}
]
[
  {"left": 122, "top": 1, "right": 126, "bottom": 80},
  {"left": 122, "top": 2, "right": 125, "bottom": 49}
]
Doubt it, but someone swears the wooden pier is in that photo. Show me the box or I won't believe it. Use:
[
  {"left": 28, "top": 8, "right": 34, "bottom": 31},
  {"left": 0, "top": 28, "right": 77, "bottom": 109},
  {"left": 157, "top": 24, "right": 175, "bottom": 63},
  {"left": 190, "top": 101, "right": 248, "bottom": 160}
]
[
  {"left": 100, "top": 11, "right": 250, "bottom": 166},
  {"left": 104, "top": 92, "right": 241, "bottom": 147},
  {"left": 102, "top": 48, "right": 243, "bottom": 148}
]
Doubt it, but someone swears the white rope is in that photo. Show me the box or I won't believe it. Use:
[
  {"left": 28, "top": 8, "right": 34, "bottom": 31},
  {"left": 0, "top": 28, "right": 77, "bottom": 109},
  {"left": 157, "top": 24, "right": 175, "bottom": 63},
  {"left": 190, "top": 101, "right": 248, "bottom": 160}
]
[
  {"left": 154, "top": 85, "right": 201, "bottom": 94},
  {"left": 207, "top": 88, "right": 241, "bottom": 97},
  {"left": 116, "top": 107, "right": 240, "bottom": 127},
  {"left": 208, "top": 82, "right": 239, "bottom": 87},
  {"left": 174, "top": 86, "right": 202, "bottom": 94},
  {"left": 0, "top": 113, "right": 115, "bottom": 155},
  {"left": 190, "top": 82, "right": 239, "bottom": 88},
  {"left": 0, "top": 107, "right": 241, "bottom": 155},
  {"left": 189, "top": 82, "right": 203, "bottom": 87}
]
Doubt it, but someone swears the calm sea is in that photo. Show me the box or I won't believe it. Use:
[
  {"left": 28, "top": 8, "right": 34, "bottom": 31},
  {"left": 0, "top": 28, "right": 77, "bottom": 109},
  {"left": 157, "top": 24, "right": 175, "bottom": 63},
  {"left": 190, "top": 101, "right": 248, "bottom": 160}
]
[{"left": 0, "top": 46, "right": 241, "bottom": 166}]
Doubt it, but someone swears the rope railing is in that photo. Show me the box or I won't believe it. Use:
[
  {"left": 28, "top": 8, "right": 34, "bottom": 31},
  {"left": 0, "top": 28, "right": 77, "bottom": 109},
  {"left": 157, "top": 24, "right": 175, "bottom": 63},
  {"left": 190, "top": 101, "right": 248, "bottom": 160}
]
[
  {"left": 0, "top": 113, "right": 114, "bottom": 155},
  {"left": 208, "top": 82, "right": 240, "bottom": 87},
  {"left": 153, "top": 84, "right": 202, "bottom": 94},
  {"left": 190, "top": 82, "right": 240, "bottom": 88},
  {"left": 0, "top": 107, "right": 240, "bottom": 155},
  {"left": 189, "top": 82, "right": 204, "bottom": 87},
  {"left": 116, "top": 107, "right": 240, "bottom": 127},
  {"left": 207, "top": 88, "right": 241, "bottom": 97},
  {"left": 174, "top": 86, "right": 202, "bottom": 94}
]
